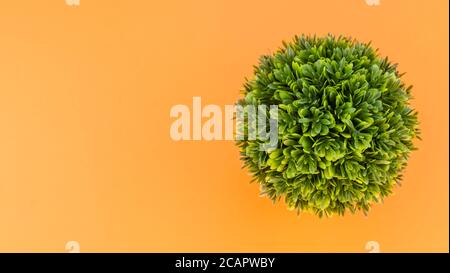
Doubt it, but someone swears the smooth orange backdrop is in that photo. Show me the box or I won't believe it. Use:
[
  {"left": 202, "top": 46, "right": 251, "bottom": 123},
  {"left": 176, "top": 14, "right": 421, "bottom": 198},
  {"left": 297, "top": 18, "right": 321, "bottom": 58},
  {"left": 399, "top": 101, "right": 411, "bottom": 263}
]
[{"left": 0, "top": 0, "right": 448, "bottom": 252}]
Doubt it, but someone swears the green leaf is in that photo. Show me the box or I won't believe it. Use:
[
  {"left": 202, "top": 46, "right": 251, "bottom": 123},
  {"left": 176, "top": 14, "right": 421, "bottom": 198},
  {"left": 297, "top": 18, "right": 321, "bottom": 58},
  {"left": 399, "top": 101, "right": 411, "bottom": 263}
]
[
  {"left": 286, "top": 162, "right": 297, "bottom": 178},
  {"left": 324, "top": 166, "right": 334, "bottom": 179},
  {"left": 311, "top": 123, "right": 322, "bottom": 136},
  {"left": 319, "top": 196, "right": 331, "bottom": 210},
  {"left": 375, "top": 160, "right": 390, "bottom": 165},
  {"left": 299, "top": 136, "right": 313, "bottom": 149},
  {"left": 278, "top": 90, "right": 293, "bottom": 101},
  {"left": 283, "top": 139, "right": 298, "bottom": 146},
  {"left": 298, "top": 118, "right": 312, "bottom": 123},
  {"left": 269, "top": 149, "right": 282, "bottom": 159},
  {"left": 292, "top": 61, "right": 302, "bottom": 75},
  {"left": 301, "top": 64, "right": 314, "bottom": 78},
  {"left": 320, "top": 126, "right": 329, "bottom": 136}
]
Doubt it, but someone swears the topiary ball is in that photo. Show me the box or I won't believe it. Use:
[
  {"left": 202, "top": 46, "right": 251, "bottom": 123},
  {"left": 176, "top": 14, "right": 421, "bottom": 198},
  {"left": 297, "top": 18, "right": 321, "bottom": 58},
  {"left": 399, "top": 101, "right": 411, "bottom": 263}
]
[{"left": 237, "top": 34, "right": 420, "bottom": 217}]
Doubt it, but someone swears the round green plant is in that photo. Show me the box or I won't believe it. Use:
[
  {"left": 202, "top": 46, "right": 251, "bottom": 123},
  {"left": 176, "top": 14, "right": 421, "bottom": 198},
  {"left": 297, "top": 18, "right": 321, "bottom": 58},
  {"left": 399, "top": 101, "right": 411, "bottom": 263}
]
[{"left": 237, "top": 34, "right": 419, "bottom": 217}]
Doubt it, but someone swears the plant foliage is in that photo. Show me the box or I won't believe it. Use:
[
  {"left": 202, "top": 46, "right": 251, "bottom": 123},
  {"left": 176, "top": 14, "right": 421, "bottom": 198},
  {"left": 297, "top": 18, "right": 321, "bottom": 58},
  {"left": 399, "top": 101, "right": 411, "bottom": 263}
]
[{"left": 237, "top": 34, "right": 420, "bottom": 217}]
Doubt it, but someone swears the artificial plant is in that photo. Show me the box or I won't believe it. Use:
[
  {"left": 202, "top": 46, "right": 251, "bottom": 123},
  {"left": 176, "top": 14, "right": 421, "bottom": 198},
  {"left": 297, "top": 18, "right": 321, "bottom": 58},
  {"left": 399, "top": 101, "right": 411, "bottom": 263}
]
[{"left": 237, "top": 34, "right": 419, "bottom": 217}]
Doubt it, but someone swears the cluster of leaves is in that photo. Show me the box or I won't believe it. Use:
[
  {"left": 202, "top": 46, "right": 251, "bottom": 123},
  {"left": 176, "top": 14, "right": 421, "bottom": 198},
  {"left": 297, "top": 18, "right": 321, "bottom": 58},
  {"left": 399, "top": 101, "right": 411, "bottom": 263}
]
[{"left": 237, "top": 34, "right": 420, "bottom": 217}]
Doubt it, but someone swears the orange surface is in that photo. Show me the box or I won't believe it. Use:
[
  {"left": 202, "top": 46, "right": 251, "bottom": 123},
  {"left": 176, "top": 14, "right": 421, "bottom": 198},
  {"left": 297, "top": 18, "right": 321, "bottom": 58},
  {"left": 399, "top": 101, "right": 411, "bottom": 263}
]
[{"left": 0, "top": 0, "right": 448, "bottom": 252}]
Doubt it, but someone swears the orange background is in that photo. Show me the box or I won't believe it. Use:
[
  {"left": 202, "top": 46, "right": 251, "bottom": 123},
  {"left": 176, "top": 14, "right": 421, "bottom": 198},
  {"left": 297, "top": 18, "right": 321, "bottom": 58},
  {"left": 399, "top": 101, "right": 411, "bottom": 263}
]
[{"left": 0, "top": 0, "right": 448, "bottom": 252}]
